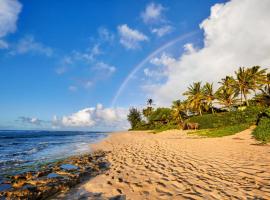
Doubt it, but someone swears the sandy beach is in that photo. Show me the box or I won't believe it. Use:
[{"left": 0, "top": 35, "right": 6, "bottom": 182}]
[{"left": 60, "top": 128, "right": 270, "bottom": 200}]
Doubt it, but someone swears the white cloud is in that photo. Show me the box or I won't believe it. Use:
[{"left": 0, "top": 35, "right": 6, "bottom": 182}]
[
  {"left": 118, "top": 24, "right": 148, "bottom": 49},
  {"left": 0, "top": 0, "right": 22, "bottom": 48},
  {"left": 18, "top": 116, "right": 43, "bottom": 126},
  {"left": 141, "top": 2, "right": 164, "bottom": 24},
  {"left": 53, "top": 104, "right": 129, "bottom": 130},
  {"left": 98, "top": 27, "right": 114, "bottom": 42},
  {"left": 95, "top": 62, "right": 116, "bottom": 74},
  {"left": 183, "top": 43, "right": 197, "bottom": 54},
  {"left": 150, "top": 52, "right": 176, "bottom": 66},
  {"left": 144, "top": 0, "right": 270, "bottom": 106},
  {"left": 10, "top": 35, "right": 53, "bottom": 56},
  {"left": 144, "top": 53, "right": 176, "bottom": 79},
  {"left": 72, "top": 43, "right": 101, "bottom": 62},
  {"left": 151, "top": 25, "right": 172, "bottom": 37}
]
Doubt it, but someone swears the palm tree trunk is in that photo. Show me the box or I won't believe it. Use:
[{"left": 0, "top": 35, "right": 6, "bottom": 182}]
[
  {"left": 244, "top": 93, "right": 249, "bottom": 106},
  {"left": 199, "top": 107, "right": 202, "bottom": 116}
]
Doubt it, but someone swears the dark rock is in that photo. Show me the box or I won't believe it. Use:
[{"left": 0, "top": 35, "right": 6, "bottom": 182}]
[
  {"left": 60, "top": 164, "right": 78, "bottom": 171},
  {"left": 1, "top": 150, "right": 109, "bottom": 200},
  {"left": 109, "top": 194, "right": 126, "bottom": 200}
]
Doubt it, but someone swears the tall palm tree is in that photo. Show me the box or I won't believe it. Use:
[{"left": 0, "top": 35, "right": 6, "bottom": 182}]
[
  {"left": 234, "top": 67, "right": 254, "bottom": 106},
  {"left": 203, "top": 82, "right": 215, "bottom": 113},
  {"left": 171, "top": 100, "right": 185, "bottom": 124},
  {"left": 183, "top": 82, "right": 204, "bottom": 116}
]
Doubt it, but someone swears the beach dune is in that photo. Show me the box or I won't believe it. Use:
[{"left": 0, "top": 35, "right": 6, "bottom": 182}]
[{"left": 61, "top": 128, "right": 270, "bottom": 200}]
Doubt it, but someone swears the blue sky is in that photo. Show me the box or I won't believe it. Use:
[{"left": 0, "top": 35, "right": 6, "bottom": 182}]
[{"left": 1, "top": 0, "right": 269, "bottom": 130}]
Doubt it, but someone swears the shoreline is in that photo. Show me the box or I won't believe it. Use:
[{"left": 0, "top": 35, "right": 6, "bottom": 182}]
[
  {"left": 0, "top": 147, "right": 110, "bottom": 199},
  {"left": 1, "top": 129, "right": 270, "bottom": 199},
  {"left": 60, "top": 129, "right": 270, "bottom": 200}
]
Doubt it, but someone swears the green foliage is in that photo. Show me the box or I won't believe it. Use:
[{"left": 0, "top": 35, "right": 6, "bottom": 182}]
[
  {"left": 189, "top": 106, "right": 264, "bottom": 129},
  {"left": 252, "top": 108, "right": 270, "bottom": 143},
  {"left": 148, "top": 107, "right": 173, "bottom": 124},
  {"left": 252, "top": 118, "right": 270, "bottom": 143},
  {"left": 190, "top": 124, "right": 250, "bottom": 137},
  {"left": 127, "top": 107, "right": 142, "bottom": 129}
]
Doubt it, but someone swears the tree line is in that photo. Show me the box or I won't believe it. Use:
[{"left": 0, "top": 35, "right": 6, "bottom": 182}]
[{"left": 128, "top": 66, "right": 270, "bottom": 130}]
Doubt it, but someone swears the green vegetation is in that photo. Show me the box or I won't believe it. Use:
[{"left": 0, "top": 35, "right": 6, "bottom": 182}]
[
  {"left": 127, "top": 108, "right": 142, "bottom": 129},
  {"left": 126, "top": 66, "right": 270, "bottom": 142},
  {"left": 252, "top": 118, "right": 270, "bottom": 143},
  {"left": 188, "top": 106, "right": 264, "bottom": 129},
  {"left": 252, "top": 108, "right": 270, "bottom": 143},
  {"left": 190, "top": 124, "right": 250, "bottom": 137}
]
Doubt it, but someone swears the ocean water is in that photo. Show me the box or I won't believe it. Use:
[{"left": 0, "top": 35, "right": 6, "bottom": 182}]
[{"left": 0, "top": 130, "right": 108, "bottom": 181}]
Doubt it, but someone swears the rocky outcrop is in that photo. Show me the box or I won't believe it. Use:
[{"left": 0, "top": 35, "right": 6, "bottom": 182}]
[{"left": 0, "top": 150, "right": 110, "bottom": 200}]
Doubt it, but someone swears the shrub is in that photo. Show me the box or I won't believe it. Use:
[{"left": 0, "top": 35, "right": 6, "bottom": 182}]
[
  {"left": 189, "top": 106, "right": 264, "bottom": 129},
  {"left": 127, "top": 107, "right": 142, "bottom": 129},
  {"left": 252, "top": 117, "right": 270, "bottom": 143},
  {"left": 148, "top": 108, "right": 173, "bottom": 125}
]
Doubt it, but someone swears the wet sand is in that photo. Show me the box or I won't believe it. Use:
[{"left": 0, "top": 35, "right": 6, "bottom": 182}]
[{"left": 61, "top": 128, "right": 270, "bottom": 199}]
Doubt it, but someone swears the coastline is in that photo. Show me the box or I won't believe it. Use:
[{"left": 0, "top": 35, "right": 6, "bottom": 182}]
[
  {"left": 2, "top": 129, "right": 270, "bottom": 199},
  {"left": 0, "top": 131, "right": 113, "bottom": 200},
  {"left": 60, "top": 129, "right": 270, "bottom": 200}
]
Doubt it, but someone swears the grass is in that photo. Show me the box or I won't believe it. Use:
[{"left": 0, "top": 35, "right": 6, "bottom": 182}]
[
  {"left": 190, "top": 124, "right": 250, "bottom": 138},
  {"left": 252, "top": 118, "right": 270, "bottom": 143},
  {"left": 153, "top": 124, "right": 179, "bottom": 133}
]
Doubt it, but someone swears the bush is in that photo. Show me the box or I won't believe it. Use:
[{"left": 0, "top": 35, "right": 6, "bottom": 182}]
[
  {"left": 148, "top": 108, "right": 173, "bottom": 124},
  {"left": 252, "top": 118, "right": 270, "bottom": 143},
  {"left": 127, "top": 107, "right": 142, "bottom": 129},
  {"left": 191, "top": 124, "right": 250, "bottom": 137},
  {"left": 189, "top": 106, "right": 264, "bottom": 129}
]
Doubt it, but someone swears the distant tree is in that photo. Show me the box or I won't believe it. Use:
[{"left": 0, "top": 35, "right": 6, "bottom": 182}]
[
  {"left": 147, "top": 98, "right": 153, "bottom": 106},
  {"left": 127, "top": 107, "right": 142, "bottom": 129},
  {"left": 203, "top": 82, "right": 215, "bottom": 114},
  {"left": 148, "top": 108, "right": 173, "bottom": 125},
  {"left": 183, "top": 82, "right": 204, "bottom": 116},
  {"left": 171, "top": 100, "right": 185, "bottom": 124},
  {"left": 142, "top": 106, "right": 153, "bottom": 120},
  {"left": 234, "top": 67, "right": 256, "bottom": 106}
]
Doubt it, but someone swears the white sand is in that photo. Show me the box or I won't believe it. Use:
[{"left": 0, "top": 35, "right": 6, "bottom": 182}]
[{"left": 61, "top": 128, "right": 270, "bottom": 199}]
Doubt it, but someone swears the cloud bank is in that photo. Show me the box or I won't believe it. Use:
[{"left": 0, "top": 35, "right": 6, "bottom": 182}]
[
  {"left": 145, "top": 0, "right": 270, "bottom": 106},
  {"left": 0, "top": 0, "right": 22, "bottom": 48},
  {"left": 53, "top": 104, "right": 129, "bottom": 130}
]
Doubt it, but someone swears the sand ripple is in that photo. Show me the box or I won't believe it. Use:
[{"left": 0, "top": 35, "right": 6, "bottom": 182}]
[{"left": 62, "top": 128, "right": 270, "bottom": 199}]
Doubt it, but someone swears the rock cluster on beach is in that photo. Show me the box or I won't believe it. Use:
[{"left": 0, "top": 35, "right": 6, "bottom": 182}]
[{"left": 0, "top": 150, "right": 110, "bottom": 200}]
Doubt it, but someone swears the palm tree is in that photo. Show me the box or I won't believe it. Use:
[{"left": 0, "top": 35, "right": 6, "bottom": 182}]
[
  {"left": 171, "top": 100, "right": 185, "bottom": 124},
  {"left": 216, "top": 76, "right": 238, "bottom": 110},
  {"left": 203, "top": 82, "right": 215, "bottom": 113},
  {"left": 183, "top": 82, "right": 204, "bottom": 116},
  {"left": 147, "top": 98, "right": 153, "bottom": 106},
  {"left": 234, "top": 67, "right": 254, "bottom": 106},
  {"left": 254, "top": 73, "right": 270, "bottom": 106},
  {"left": 215, "top": 86, "right": 238, "bottom": 110},
  {"left": 248, "top": 66, "right": 267, "bottom": 91},
  {"left": 254, "top": 85, "right": 270, "bottom": 106}
]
